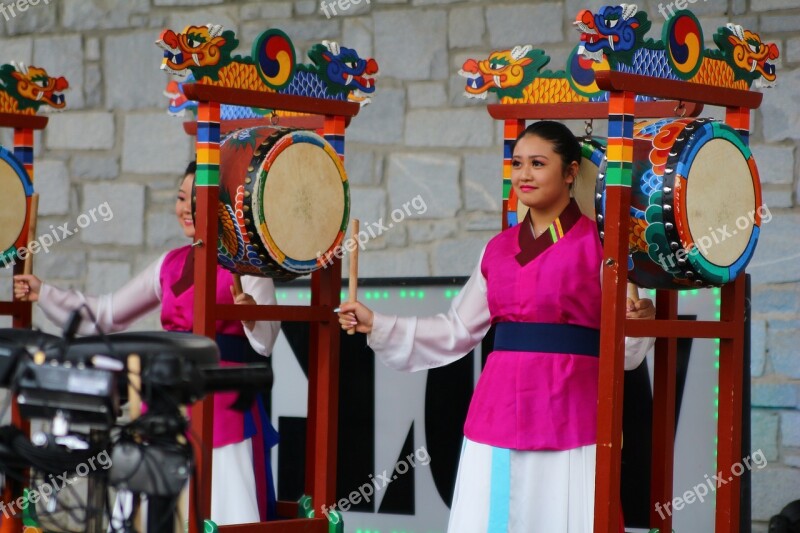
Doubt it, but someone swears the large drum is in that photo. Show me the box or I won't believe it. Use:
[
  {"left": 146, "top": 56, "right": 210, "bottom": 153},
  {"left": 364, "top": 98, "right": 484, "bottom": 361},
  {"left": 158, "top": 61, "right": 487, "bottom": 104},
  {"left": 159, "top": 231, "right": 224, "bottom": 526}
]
[
  {"left": 209, "top": 126, "right": 349, "bottom": 281},
  {"left": 507, "top": 137, "right": 604, "bottom": 226},
  {"left": 596, "top": 118, "right": 762, "bottom": 289},
  {"left": 0, "top": 147, "right": 33, "bottom": 267}
]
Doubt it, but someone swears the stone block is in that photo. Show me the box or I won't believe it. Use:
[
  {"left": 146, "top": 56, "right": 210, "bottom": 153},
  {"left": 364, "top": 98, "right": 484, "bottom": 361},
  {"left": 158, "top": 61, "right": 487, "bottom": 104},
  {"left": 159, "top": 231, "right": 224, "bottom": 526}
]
[
  {"left": 751, "top": 410, "right": 779, "bottom": 461},
  {"left": 449, "top": 6, "right": 485, "bottom": 48},
  {"left": 84, "top": 63, "right": 102, "bottom": 109},
  {"left": 70, "top": 156, "right": 120, "bottom": 180},
  {"left": 166, "top": 8, "right": 237, "bottom": 35},
  {"left": 787, "top": 37, "right": 800, "bottom": 64},
  {"left": 121, "top": 113, "right": 192, "bottom": 175},
  {"left": 33, "top": 34, "right": 84, "bottom": 109},
  {"left": 359, "top": 249, "right": 429, "bottom": 277},
  {"left": 35, "top": 250, "right": 86, "bottom": 281},
  {"left": 4, "top": 0, "right": 57, "bottom": 36},
  {"left": 86, "top": 261, "right": 132, "bottom": 295},
  {"left": 374, "top": 9, "right": 448, "bottom": 80},
  {"left": 486, "top": 3, "right": 563, "bottom": 49},
  {"left": 86, "top": 37, "right": 100, "bottom": 61},
  {"left": 433, "top": 237, "right": 489, "bottom": 276},
  {"left": 146, "top": 211, "right": 187, "bottom": 249},
  {"left": 105, "top": 31, "right": 177, "bottom": 111},
  {"left": 760, "top": 68, "right": 800, "bottom": 143},
  {"left": 387, "top": 153, "right": 460, "bottom": 218},
  {"left": 753, "top": 284, "right": 800, "bottom": 315},
  {"left": 154, "top": 0, "right": 223, "bottom": 5},
  {"left": 752, "top": 468, "right": 800, "bottom": 522},
  {"left": 1, "top": 37, "right": 33, "bottom": 64},
  {"left": 405, "top": 109, "right": 494, "bottom": 148},
  {"left": 81, "top": 183, "right": 144, "bottom": 246},
  {"left": 295, "top": 1, "right": 317, "bottom": 16},
  {"left": 62, "top": 0, "right": 149, "bottom": 30},
  {"left": 347, "top": 88, "right": 405, "bottom": 145},
  {"left": 761, "top": 187, "right": 793, "bottom": 209},
  {"left": 782, "top": 410, "right": 800, "bottom": 447},
  {"left": 349, "top": 187, "right": 386, "bottom": 228},
  {"left": 408, "top": 220, "right": 458, "bottom": 243},
  {"left": 751, "top": 319, "right": 766, "bottom": 378},
  {"left": 767, "top": 320, "right": 800, "bottom": 378},
  {"left": 466, "top": 213, "right": 502, "bottom": 231},
  {"left": 343, "top": 16, "right": 373, "bottom": 59},
  {"left": 35, "top": 160, "right": 70, "bottom": 216},
  {"left": 345, "top": 147, "right": 381, "bottom": 186},
  {"left": 464, "top": 152, "right": 503, "bottom": 211},
  {"left": 751, "top": 382, "right": 798, "bottom": 408},
  {"left": 241, "top": 2, "right": 292, "bottom": 19},
  {"left": 46, "top": 112, "right": 114, "bottom": 150},
  {"left": 748, "top": 213, "right": 800, "bottom": 284},
  {"left": 751, "top": 144, "right": 795, "bottom": 185},
  {"left": 408, "top": 82, "right": 447, "bottom": 108}
]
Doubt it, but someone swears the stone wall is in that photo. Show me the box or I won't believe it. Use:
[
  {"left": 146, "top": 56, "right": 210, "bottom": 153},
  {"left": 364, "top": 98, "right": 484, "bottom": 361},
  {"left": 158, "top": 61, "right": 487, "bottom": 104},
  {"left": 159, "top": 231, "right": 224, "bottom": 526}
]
[{"left": 0, "top": 0, "right": 797, "bottom": 529}]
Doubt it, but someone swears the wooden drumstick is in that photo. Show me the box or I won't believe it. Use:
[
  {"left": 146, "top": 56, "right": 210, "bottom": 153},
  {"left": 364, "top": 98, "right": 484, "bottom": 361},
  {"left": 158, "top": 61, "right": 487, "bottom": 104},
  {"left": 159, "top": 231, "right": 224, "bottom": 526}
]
[
  {"left": 23, "top": 193, "right": 39, "bottom": 276},
  {"left": 347, "top": 219, "right": 359, "bottom": 336},
  {"left": 232, "top": 273, "right": 243, "bottom": 297}
]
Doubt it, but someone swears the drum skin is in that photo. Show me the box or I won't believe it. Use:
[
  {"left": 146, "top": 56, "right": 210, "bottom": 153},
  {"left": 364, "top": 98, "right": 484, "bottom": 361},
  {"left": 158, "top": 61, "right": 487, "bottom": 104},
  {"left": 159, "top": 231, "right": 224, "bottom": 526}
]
[
  {"left": 0, "top": 146, "right": 33, "bottom": 267},
  {"left": 202, "top": 126, "right": 349, "bottom": 281},
  {"left": 595, "top": 118, "right": 762, "bottom": 289}
]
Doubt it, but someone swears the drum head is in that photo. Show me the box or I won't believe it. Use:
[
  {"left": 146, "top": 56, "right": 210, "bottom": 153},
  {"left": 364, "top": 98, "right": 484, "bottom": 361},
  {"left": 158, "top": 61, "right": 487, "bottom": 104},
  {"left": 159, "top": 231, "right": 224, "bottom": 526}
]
[
  {"left": 685, "top": 138, "right": 755, "bottom": 266},
  {"left": 262, "top": 143, "right": 346, "bottom": 263},
  {"left": 0, "top": 148, "right": 32, "bottom": 264}
]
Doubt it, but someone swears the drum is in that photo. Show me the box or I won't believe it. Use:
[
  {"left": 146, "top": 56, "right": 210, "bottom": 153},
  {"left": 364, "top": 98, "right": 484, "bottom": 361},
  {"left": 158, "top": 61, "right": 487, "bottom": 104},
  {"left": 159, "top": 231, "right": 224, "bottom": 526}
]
[
  {"left": 595, "top": 118, "right": 762, "bottom": 289},
  {"left": 0, "top": 147, "right": 33, "bottom": 267},
  {"left": 207, "top": 126, "right": 349, "bottom": 281},
  {"left": 507, "top": 138, "right": 604, "bottom": 226}
]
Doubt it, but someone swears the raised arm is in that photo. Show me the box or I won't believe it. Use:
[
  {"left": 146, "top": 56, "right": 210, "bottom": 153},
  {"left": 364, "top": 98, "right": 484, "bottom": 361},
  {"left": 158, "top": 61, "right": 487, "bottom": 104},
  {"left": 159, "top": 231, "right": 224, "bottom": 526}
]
[{"left": 15, "top": 255, "right": 165, "bottom": 336}]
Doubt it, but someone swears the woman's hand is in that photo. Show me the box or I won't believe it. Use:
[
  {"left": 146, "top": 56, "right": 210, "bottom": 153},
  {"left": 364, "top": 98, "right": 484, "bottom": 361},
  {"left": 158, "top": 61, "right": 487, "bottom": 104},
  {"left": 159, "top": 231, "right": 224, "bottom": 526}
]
[
  {"left": 626, "top": 297, "right": 655, "bottom": 320},
  {"left": 13, "top": 274, "right": 42, "bottom": 302},
  {"left": 230, "top": 286, "right": 256, "bottom": 331},
  {"left": 338, "top": 301, "right": 374, "bottom": 334}
]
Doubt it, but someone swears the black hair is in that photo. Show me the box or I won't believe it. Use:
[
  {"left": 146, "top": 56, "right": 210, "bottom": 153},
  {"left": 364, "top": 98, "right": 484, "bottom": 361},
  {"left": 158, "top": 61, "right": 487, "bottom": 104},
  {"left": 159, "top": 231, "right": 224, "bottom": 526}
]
[
  {"left": 511, "top": 121, "right": 581, "bottom": 172},
  {"left": 184, "top": 160, "right": 197, "bottom": 177}
]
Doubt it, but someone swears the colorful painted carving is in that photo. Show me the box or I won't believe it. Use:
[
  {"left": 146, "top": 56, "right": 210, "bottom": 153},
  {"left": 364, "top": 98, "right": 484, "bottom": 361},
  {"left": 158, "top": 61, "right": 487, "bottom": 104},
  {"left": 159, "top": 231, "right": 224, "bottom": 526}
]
[
  {"left": 157, "top": 25, "right": 379, "bottom": 106},
  {"left": 574, "top": 5, "right": 779, "bottom": 90},
  {"left": 0, "top": 62, "right": 68, "bottom": 114},
  {"left": 460, "top": 4, "right": 778, "bottom": 104}
]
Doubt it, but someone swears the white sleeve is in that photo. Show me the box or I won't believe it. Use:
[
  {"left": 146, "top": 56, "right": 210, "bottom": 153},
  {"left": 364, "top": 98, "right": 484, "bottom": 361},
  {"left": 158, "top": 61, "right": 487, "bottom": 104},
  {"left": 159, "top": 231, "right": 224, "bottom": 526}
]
[
  {"left": 36, "top": 255, "right": 165, "bottom": 336},
  {"left": 367, "top": 249, "right": 492, "bottom": 372},
  {"left": 240, "top": 276, "right": 281, "bottom": 357},
  {"left": 598, "top": 266, "right": 656, "bottom": 370}
]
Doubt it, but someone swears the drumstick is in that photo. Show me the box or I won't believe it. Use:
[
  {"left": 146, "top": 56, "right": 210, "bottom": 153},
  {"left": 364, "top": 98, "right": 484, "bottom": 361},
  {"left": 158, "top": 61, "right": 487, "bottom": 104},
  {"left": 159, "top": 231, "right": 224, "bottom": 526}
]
[
  {"left": 126, "top": 354, "right": 143, "bottom": 531},
  {"left": 232, "top": 273, "right": 243, "bottom": 297},
  {"left": 347, "top": 219, "right": 359, "bottom": 336},
  {"left": 23, "top": 193, "right": 39, "bottom": 276}
]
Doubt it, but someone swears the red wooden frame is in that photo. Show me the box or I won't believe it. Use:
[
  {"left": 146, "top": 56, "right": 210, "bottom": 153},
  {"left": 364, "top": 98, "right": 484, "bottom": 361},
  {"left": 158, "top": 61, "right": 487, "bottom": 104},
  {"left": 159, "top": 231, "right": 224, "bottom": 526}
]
[{"left": 187, "top": 85, "right": 358, "bottom": 533}]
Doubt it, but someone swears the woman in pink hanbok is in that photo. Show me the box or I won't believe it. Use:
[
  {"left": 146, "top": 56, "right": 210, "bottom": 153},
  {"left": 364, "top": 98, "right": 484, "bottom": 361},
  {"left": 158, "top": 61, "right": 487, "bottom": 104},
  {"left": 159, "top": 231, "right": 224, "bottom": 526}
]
[
  {"left": 338, "top": 121, "right": 656, "bottom": 533},
  {"left": 14, "top": 162, "right": 280, "bottom": 526}
]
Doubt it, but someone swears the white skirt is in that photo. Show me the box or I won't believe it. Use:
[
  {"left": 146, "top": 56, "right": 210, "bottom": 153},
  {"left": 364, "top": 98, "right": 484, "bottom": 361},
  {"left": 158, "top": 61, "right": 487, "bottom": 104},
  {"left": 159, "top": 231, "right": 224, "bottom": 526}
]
[
  {"left": 447, "top": 438, "right": 596, "bottom": 533},
  {"left": 111, "top": 438, "right": 259, "bottom": 529}
]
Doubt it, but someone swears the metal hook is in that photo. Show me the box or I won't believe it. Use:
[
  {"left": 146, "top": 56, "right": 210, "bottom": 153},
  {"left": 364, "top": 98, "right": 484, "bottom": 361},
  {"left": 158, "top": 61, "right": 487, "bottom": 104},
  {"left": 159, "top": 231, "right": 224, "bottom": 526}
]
[
  {"left": 270, "top": 110, "right": 279, "bottom": 126},
  {"left": 191, "top": 240, "right": 204, "bottom": 248},
  {"left": 674, "top": 101, "right": 687, "bottom": 118},
  {"left": 584, "top": 119, "right": 594, "bottom": 136}
]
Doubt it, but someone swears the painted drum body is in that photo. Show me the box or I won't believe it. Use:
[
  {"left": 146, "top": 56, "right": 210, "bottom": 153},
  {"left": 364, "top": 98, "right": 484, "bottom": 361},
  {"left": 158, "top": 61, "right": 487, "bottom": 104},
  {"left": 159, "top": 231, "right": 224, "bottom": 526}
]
[
  {"left": 203, "top": 126, "right": 349, "bottom": 281},
  {"left": 0, "top": 146, "right": 33, "bottom": 267},
  {"left": 596, "top": 118, "right": 762, "bottom": 289}
]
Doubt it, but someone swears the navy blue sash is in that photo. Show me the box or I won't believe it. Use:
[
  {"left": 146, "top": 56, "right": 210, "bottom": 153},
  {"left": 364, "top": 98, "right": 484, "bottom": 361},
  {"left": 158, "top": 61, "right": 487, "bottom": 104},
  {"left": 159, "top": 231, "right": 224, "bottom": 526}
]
[{"left": 493, "top": 322, "right": 600, "bottom": 357}]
